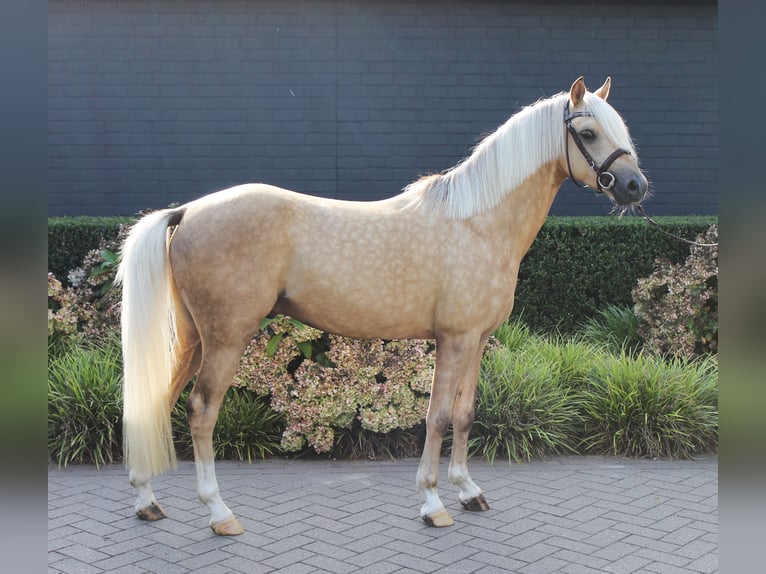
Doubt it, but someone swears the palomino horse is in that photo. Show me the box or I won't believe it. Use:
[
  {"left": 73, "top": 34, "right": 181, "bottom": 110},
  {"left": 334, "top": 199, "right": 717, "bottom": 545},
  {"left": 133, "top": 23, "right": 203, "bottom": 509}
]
[{"left": 117, "top": 77, "right": 647, "bottom": 535}]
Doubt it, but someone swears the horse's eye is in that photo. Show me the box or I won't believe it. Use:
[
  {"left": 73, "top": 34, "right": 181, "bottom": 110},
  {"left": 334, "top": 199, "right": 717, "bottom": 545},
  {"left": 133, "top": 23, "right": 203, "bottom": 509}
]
[{"left": 579, "top": 129, "right": 595, "bottom": 141}]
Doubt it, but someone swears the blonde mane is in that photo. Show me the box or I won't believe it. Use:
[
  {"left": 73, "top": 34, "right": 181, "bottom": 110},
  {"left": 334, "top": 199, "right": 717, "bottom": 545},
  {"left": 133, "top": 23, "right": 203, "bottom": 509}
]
[{"left": 401, "top": 91, "right": 635, "bottom": 219}]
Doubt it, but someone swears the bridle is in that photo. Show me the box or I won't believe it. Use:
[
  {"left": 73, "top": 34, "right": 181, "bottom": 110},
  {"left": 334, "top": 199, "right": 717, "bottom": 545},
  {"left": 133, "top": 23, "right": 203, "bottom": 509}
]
[{"left": 563, "top": 100, "right": 632, "bottom": 194}]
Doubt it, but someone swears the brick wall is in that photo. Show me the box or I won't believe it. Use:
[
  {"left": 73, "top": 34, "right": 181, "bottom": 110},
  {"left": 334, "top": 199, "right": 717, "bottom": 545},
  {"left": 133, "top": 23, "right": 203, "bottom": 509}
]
[{"left": 48, "top": 0, "right": 717, "bottom": 216}]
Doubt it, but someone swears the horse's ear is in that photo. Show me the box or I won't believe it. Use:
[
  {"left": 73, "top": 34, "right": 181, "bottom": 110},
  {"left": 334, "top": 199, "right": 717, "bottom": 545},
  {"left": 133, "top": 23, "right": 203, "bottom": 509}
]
[
  {"left": 594, "top": 77, "right": 611, "bottom": 101},
  {"left": 569, "top": 77, "right": 586, "bottom": 107}
]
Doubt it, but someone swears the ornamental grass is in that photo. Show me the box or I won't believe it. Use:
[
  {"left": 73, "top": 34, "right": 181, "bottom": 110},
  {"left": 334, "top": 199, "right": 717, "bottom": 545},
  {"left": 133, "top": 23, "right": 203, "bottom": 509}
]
[
  {"left": 470, "top": 345, "right": 584, "bottom": 463},
  {"left": 48, "top": 337, "right": 124, "bottom": 467},
  {"left": 579, "top": 352, "right": 718, "bottom": 458}
]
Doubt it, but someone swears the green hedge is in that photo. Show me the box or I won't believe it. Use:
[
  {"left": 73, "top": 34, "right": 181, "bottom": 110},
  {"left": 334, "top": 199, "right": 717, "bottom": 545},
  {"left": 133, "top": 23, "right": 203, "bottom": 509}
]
[
  {"left": 513, "top": 215, "right": 716, "bottom": 332},
  {"left": 48, "top": 214, "right": 716, "bottom": 331},
  {"left": 48, "top": 216, "right": 134, "bottom": 282}
]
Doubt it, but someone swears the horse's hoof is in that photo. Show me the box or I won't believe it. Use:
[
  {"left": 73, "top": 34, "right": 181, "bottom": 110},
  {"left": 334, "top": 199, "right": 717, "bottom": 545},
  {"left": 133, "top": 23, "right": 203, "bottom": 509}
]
[
  {"left": 136, "top": 502, "right": 166, "bottom": 521},
  {"left": 422, "top": 509, "right": 454, "bottom": 527},
  {"left": 460, "top": 494, "right": 490, "bottom": 512},
  {"left": 210, "top": 515, "right": 244, "bottom": 536}
]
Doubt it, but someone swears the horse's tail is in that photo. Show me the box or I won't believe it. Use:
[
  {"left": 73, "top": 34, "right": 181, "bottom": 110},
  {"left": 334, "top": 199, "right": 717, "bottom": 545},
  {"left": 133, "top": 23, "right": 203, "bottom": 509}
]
[{"left": 115, "top": 207, "right": 185, "bottom": 478}]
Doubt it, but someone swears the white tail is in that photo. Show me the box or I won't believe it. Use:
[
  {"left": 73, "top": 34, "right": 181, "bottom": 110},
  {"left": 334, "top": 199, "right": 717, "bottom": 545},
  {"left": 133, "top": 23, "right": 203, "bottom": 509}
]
[{"left": 116, "top": 209, "right": 182, "bottom": 478}]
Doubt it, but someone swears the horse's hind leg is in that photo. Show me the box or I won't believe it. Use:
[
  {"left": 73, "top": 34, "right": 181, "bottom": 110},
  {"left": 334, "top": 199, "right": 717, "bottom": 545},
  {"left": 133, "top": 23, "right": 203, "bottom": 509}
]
[
  {"left": 132, "top": 306, "right": 201, "bottom": 522},
  {"left": 448, "top": 339, "right": 490, "bottom": 512},
  {"left": 186, "top": 340, "right": 247, "bottom": 536},
  {"left": 130, "top": 470, "right": 166, "bottom": 521}
]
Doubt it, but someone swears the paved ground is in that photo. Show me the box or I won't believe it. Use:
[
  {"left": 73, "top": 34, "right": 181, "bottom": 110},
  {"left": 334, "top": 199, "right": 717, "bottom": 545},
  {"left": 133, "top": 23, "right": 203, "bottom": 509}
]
[{"left": 48, "top": 455, "right": 717, "bottom": 573}]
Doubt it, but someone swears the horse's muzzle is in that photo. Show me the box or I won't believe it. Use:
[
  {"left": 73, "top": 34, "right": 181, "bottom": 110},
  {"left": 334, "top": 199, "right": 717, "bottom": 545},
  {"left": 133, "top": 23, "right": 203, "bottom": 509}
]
[{"left": 611, "top": 170, "right": 648, "bottom": 206}]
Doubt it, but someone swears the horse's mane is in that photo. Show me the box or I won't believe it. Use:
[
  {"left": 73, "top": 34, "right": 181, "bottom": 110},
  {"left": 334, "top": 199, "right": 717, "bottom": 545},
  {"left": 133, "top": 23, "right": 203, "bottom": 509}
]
[{"left": 401, "top": 91, "right": 636, "bottom": 219}]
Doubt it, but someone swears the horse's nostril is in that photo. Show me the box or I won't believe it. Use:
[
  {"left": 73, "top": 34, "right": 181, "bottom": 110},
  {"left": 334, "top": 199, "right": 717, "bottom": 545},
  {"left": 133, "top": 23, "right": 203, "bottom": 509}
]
[{"left": 625, "top": 179, "right": 645, "bottom": 200}]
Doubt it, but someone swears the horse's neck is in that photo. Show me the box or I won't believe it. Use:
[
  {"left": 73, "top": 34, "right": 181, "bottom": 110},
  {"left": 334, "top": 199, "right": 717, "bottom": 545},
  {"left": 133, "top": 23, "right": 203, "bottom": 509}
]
[{"left": 478, "top": 160, "right": 568, "bottom": 261}]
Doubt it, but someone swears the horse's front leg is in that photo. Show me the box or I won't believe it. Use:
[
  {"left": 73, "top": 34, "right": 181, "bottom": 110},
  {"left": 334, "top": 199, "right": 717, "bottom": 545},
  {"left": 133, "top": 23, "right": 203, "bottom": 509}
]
[
  {"left": 417, "top": 333, "right": 481, "bottom": 527},
  {"left": 448, "top": 340, "right": 490, "bottom": 512}
]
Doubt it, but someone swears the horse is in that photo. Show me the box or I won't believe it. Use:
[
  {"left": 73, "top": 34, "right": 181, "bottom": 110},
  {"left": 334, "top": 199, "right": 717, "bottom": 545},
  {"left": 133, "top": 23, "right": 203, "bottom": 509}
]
[{"left": 116, "top": 76, "right": 648, "bottom": 535}]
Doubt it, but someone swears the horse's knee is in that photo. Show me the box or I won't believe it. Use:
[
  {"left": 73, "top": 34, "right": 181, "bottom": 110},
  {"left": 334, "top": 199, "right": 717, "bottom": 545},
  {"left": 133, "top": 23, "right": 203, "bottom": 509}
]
[
  {"left": 452, "top": 408, "right": 475, "bottom": 435},
  {"left": 426, "top": 411, "right": 451, "bottom": 437}
]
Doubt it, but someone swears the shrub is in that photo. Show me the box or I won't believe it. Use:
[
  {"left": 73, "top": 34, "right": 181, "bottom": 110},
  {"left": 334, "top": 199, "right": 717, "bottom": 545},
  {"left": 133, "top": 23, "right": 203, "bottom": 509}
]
[
  {"left": 235, "top": 317, "right": 434, "bottom": 457},
  {"left": 580, "top": 352, "right": 718, "bottom": 458},
  {"left": 471, "top": 345, "right": 584, "bottom": 463},
  {"left": 48, "top": 273, "right": 79, "bottom": 352},
  {"left": 632, "top": 224, "right": 718, "bottom": 357},
  {"left": 47, "top": 230, "right": 127, "bottom": 348},
  {"left": 48, "top": 337, "right": 124, "bottom": 467}
]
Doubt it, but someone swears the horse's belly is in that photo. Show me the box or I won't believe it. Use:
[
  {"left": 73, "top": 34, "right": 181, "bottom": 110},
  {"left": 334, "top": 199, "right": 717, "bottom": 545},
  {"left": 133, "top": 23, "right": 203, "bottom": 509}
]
[{"left": 271, "top": 284, "right": 436, "bottom": 340}]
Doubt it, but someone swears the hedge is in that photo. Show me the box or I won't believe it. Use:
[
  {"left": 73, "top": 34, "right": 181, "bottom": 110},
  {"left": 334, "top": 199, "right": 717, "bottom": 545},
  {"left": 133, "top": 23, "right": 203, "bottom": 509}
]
[
  {"left": 48, "top": 216, "right": 134, "bottom": 282},
  {"left": 48, "top": 214, "right": 716, "bottom": 332},
  {"left": 513, "top": 215, "right": 716, "bottom": 331}
]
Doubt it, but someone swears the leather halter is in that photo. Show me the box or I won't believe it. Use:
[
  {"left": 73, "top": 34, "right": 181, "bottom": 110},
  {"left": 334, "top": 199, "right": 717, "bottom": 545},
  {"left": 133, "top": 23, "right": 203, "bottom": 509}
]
[{"left": 564, "top": 101, "right": 632, "bottom": 193}]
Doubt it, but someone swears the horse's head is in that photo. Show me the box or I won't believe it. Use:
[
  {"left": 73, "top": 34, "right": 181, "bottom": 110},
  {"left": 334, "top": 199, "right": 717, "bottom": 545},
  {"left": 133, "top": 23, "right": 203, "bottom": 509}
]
[{"left": 563, "top": 76, "right": 648, "bottom": 208}]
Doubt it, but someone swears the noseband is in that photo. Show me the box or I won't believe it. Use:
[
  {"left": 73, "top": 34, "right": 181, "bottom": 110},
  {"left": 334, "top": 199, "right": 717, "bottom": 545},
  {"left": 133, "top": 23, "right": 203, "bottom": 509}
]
[{"left": 564, "top": 101, "right": 632, "bottom": 193}]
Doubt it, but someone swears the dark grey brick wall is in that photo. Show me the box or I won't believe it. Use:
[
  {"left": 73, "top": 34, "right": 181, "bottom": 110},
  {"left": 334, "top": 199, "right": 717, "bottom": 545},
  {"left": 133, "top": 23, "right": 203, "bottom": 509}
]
[{"left": 48, "top": 0, "right": 717, "bottom": 216}]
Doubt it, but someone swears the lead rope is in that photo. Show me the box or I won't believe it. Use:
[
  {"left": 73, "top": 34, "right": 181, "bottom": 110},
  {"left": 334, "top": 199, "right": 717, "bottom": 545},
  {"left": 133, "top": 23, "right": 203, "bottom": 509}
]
[{"left": 634, "top": 205, "right": 718, "bottom": 248}]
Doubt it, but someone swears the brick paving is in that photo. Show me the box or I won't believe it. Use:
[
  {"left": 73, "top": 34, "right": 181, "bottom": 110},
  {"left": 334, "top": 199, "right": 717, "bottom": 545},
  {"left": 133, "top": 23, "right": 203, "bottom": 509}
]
[{"left": 48, "top": 456, "right": 717, "bottom": 573}]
